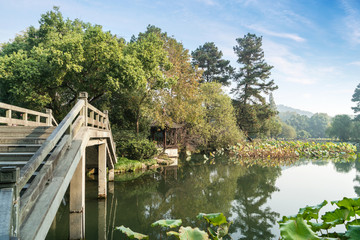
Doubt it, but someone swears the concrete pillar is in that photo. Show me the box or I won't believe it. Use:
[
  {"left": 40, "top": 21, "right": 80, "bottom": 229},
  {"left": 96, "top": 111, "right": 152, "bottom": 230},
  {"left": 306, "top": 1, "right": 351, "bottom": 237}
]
[
  {"left": 69, "top": 155, "right": 85, "bottom": 239},
  {"left": 108, "top": 169, "right": 114, "bottom": 182},
  {"left": 98, "top": 199, "right": 106, "bottom": 240},
  {"left": 98, "top": 143, "right": 107, "bottom": 198}
]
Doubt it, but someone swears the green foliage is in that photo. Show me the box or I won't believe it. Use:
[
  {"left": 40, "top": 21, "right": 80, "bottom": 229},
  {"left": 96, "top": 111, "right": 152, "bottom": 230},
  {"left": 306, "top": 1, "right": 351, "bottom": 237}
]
[
  {"left": 194, "top": 82, "right": 244, "bottom": 150},
  {"left": 119, "top": 138, "right": 158, "bottom": 160},
  {"left": 232, "top": 33, "right": 278, "bottom": 137},
  {"left": 0, "top": 7, "right": 124, "bottom": 119},
  {"left": 151, "top": 219, "right": 182, "bottom": 228},
  {"left": 116, "top": 213, "right": 231, "bottom": 240},
  {"left": 279, "top": 122, "right": 297, "bottom": 139},
  {"left": 327, "top": 115, "right": 352, "bottom": 141},
  {"left": 279, "top": 197, "right": 360, "bottom": 239},
  {"left": 227, "top": 140, "right": 357, "bottom": 167},
  {"left": 191, "top": 42, "right": 234, "bottom": 86},
  {"left": 116, "top": 225, "right": 149, "bottom": 239}
]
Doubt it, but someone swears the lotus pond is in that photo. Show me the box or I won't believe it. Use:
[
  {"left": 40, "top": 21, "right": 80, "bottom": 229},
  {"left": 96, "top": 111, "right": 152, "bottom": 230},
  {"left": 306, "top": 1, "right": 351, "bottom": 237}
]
[{"left": 46, "top": 155, "right": 360, "bottom": 239}]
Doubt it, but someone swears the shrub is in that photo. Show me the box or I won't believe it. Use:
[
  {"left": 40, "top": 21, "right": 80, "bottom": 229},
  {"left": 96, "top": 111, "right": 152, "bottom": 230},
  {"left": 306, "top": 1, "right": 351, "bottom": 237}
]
[{"left": 121, "top": 137, "right": 158, "bottom": 160}]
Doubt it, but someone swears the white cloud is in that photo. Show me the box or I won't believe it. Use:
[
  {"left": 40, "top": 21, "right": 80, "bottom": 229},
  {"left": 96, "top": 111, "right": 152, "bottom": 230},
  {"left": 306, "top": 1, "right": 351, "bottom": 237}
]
[
  {"left": 196, "top": 0, "right": 218, "bottom": 6},
  {"left": 247, "top": 25, "right": 306, "bottom": 42},
  {"left": 340, "top": 0, "right": 360, "bottom": 45},
  {"left": 349, "top": 61, "right": 360, "bottom": 66}
]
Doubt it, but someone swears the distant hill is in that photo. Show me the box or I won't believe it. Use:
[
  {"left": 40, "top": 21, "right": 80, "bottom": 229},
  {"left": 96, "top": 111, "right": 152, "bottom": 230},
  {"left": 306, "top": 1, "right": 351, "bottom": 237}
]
[{"left": 276, "top": 104, "right": 313, "bottom": 117}]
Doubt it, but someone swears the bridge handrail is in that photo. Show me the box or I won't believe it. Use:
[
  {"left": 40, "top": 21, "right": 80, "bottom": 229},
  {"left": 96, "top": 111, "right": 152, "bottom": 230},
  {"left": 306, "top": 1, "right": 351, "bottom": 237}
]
[
  {"left": 0, "top": 102, "right": 57, "bottom": 126},
  {"left": 18, "top": 92, "right": 113, "bottom": 191}
]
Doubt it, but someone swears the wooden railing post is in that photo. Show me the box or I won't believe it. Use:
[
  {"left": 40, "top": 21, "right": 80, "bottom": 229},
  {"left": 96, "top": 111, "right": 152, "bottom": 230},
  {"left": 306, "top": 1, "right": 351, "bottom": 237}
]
[
  {"left": 45, "top": 109, "right": 52, "bottom": 126},
  {"left": 104, "top": 110, "right": 109, "bottom": 130},
  {"left": 0, "top": 166, "right": 20, "bottom": 239},
  {"left": 5, "top": 109, "right": 12, "bottom": 126},
  {"left": 78, "top": 92, "right": 88, "bottom": 127}
]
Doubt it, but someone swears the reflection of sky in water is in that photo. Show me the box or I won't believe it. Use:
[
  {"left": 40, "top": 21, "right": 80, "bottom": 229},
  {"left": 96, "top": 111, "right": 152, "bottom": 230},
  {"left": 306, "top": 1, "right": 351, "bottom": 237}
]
[{"left": 268, "top": 161, "right": 357, "bottom": 239}]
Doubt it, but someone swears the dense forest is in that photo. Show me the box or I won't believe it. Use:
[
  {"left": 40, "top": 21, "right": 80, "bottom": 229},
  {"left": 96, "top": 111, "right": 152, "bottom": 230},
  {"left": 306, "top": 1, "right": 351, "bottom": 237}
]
[{"left": 0, "top": 8, "right": 359, "bottom": 159}]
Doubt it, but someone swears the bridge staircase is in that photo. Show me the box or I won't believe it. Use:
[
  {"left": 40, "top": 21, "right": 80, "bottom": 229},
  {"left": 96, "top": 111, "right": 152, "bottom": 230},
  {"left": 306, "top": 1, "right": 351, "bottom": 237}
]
[{"left": 0, "top": 92, "right": 117, "bottom": 240}]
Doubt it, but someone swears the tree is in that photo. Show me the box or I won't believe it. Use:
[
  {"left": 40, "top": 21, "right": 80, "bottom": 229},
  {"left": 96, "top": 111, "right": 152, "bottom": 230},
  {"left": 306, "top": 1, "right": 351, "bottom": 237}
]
[
  {"left": 197, "top": 82, "right": 244, "bottom": 149},
  {"left": 308, "top": 113, "right": 330, "bottom": 138},
  {"left": 327, "top": 114, "right": 352, "bottom": 141},
  {"left": 115, "top": 31, "right": 174, "bottom": 134},
  {"left": 352, "top": 83, "right": 360, "bottom": 120},
  {"left": 191, "top": 42, "right": 234, "bottom": 86},
  {"left": 232, "top": 33, "right": 278, "bottom": 138},
  {"left": 0, "top": 7, "right": 124, "bottom": 119},
  {"left": 285, "top": 114, "right": 310, "bottom": 135},
  {"left": 279, "top": 122, "right": 296, "bottom": 139}
]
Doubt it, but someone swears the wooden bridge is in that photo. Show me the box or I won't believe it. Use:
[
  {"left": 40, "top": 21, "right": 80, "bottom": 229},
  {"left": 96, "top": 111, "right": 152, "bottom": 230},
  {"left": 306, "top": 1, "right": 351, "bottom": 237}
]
[{"left": 0, "top": 92, "right": 117, "bottom": 240}]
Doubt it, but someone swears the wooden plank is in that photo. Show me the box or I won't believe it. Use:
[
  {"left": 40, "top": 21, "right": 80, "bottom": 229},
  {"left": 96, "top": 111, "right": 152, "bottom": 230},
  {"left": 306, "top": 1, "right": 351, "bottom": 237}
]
[
  {"left": 18, "top": 100, "right": 85, "bottom": 190},
  {"left": 19, "top": 135, "right": 70, "bottom": 224},
  {"left": 20, "top": 128, "right": 89, "bottom": 240},
  {"left": 0, "top": 188, "right": 13, "bottom": 239}
]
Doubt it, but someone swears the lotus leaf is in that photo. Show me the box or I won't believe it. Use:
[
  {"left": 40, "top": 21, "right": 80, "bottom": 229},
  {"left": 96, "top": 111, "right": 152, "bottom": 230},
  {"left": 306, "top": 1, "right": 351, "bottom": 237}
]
[
  {"left": 345, "top": 225, "right": 360, "bottom": 239},
  {"left": 298, "top": 200, "right": 328, "bottom": 220},
  {"left": 151, "top": 219, "right": 182, "bottom": 228},
  {"left": 179, "top": 226, "right": 209, "bottom": 240},
  {"left": 279, "top": 216, "right": 321, "bottom": 240},
  {"left": 197, "top": 213, "right": 227, "bottom": 226},
  {"left": 167, "top": 231, "right": 180, "bottom": 238},
  {"left": 115, "top": 225, "right": 149, "bottom": 239},
  {"left": 331, "top": 197, "right": 360, "bottom": 212},
  {"left": 321, "top": 208, "right": 351, "bottom": 224}
]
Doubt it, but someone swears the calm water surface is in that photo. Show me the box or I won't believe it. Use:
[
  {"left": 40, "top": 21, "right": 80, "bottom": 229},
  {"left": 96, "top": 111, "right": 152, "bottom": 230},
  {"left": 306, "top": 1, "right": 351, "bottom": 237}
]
[{"left": 46, "top": 158, "right": 360, "bottom": 239}]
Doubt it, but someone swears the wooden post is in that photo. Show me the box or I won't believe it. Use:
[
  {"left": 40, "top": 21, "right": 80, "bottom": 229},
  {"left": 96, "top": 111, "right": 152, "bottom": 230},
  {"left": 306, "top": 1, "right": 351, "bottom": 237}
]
[
  {"left": 0, "top": 166, "right": 20, "bottom": 238},
  {"left": 78, "top": 92, "right": 88, "bottom": 126},
  {"left": 104, "top": 110, "right": 109, "bottom": 130},
  {"left": 46, "top": 109, "right": 52, "bottom": 126},
  {"left": 6, "top": 109, "right": 12, "bottom": 126},
  {"left": 69, "top": 154, "right": 85, "bottom": 239},
  {"left": 98, "top": 143, "right": 107, "bottom": 198}
]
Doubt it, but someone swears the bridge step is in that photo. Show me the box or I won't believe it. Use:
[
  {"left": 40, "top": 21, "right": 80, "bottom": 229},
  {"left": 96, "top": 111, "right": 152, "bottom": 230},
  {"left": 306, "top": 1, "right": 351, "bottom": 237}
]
[
  {"left": 0, "top": 137, "right": 47, "bottom": 144},
  {"left": 0, "top": 152, "right": 35, "bottom": 161},
  {"left": 0, "top": 144, "right": 42, "bottom": 152}
]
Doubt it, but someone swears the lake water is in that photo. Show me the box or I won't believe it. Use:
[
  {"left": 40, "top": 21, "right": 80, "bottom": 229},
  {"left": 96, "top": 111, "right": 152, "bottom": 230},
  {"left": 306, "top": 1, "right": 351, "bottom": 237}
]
[{"left": 46, "top": 157, "right": 360, "bottom": 239}]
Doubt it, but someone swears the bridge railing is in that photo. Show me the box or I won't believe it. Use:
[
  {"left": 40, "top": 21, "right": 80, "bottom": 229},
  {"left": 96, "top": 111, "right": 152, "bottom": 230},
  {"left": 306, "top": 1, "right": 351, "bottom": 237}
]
[
  {"left": 0, "top": 92, "right": 114, "bottom": 230},
  {"left": 0, "top": 102, "right": 57, "bottom": 126}
]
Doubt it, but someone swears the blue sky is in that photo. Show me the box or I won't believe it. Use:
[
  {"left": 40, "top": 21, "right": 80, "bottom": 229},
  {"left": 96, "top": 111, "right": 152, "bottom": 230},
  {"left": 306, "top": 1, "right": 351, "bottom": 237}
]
[{"left": 1, "top": 0, "right": 360, "bottom": 116}]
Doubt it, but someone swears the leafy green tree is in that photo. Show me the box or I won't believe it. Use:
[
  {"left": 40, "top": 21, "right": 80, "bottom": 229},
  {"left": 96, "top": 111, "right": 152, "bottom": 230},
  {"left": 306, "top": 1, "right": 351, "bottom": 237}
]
[
  {"left": 351, "top": 121, "right": 360, "bottom": 141},
  {"left": 279, "top": 122, "right": 297, "bottom": 139},
  {"left": 308, "top": 113, "right": 330, "bottom": 138},
  {"left": 0, "top": 7, "right": 124, "bottom": 119},
  {"left": 191, "top": 42, "right": 234, "bottom": 86},
  {"left": 327, "top": 114, "right": 352, "bottom": 141},
  {"left": 285, "top": 114, "right": 309, "bottom": 133},
  {"left": 232, "top": 33, "right": 278, "bottom": 138},
  {"left": 197, "top": 82, "right": 244, "bottom": 149},
  {"left": 352, "top": 83, "right": 360, "bottom": 120},
  {"left": 116, "top": 32, "right": 175, "bottom": 134},
  {"left": 297, "top": 130, "right": 311, "bottom": 139}
]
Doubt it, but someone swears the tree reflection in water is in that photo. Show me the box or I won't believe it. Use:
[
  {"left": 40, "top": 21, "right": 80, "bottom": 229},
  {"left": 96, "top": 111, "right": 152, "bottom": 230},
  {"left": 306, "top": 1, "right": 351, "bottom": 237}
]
[{"left": 230, "top": 166, "right": 281, "bottom": 240}]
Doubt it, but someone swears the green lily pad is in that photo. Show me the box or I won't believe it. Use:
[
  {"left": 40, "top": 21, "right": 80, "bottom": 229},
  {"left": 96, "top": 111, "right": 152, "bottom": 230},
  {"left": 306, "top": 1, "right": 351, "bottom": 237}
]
[
  {"left": 179, "top": 226, "right": 209, "bottom": 240},
  {"left": 151, "top": 219, "right": 182, "bottom": 228},
  {"left": 197, "top": 213, "right": 227, "bottom": 226},
  {"left": 115, "top": 225, "right": 149, "bottom": 239}
]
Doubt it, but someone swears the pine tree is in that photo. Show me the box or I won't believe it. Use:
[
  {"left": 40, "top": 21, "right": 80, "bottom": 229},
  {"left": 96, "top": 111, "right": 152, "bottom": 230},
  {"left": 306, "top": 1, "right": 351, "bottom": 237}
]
[
  {"left": 191, "top": 42, "right": 234, "bottom": 86},
  {"left": 232, "top": 33, "right": 278, "bottom": 138}
]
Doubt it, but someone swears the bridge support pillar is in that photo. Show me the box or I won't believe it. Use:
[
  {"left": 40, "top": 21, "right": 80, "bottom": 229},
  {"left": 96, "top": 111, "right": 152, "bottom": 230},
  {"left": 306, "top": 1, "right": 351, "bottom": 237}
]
[
  {"left": 69, "top": 155, "right": 85, "bottom": 239},
  {"left": 98, "top": 143, "right": 107, "bottom": 198}
]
